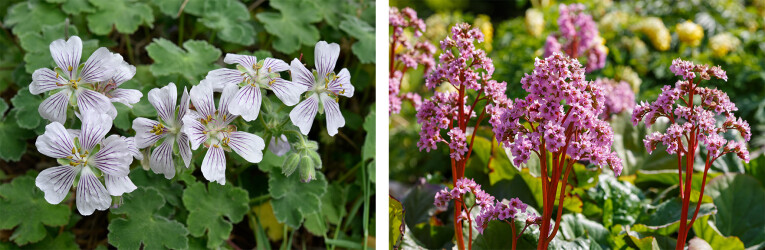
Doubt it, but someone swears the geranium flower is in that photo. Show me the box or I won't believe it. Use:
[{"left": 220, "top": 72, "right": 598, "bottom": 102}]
[
  {"left": 201, "top": 54, "right": 306, "bottom": 121},
  {"left": 183, "top": 82, "right": 265, "bottom": 184},
  {"left": 289, "top": 41, "right": 354, "bottom": 136},
  {"left": 29, "top": 36, "right": 121, "bottom": 124},
  {"left": 94, "top": 58, "right": 143, "bottom": 109},
  {"left": 132, "top": 82, "right": 191, "bottom": 179},
  {"left": 269, "top": 134, "right": 291, "bottom": 156},
  {"left": 34, "top": 111, "right": 134, "bottom": 215}
]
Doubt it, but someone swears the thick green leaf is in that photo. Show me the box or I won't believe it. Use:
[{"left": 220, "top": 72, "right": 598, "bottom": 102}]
[
  {"left": 402, "top": 184, "right": 454, "bottom": 249},
  {"left": 519, "top": 168, "right": 583, "bottom": 213},
  {"left": 268, "top": 171, "right": 327, "bottom": 228},
  {"left": 744, "top": 154, "right": 765, "bottom": 187},
  {"left": 390, "top": 196, "right": 405, "bottom": 248},
  {"left": 588, "top": 173, "right": 644, "bottom": 227},
  {"left": 145, "top": 38, "right": 221, "bottom": 82},
  {"left": 86, "top": 0, "right": 154, "bottom": 35},
  {"left": 692, "top": 215, "right": 745, "bottom": 250},
  {"left": 255, "top": 0, "right": 321, "bottom": 54},
  {"left": 108, "top": 187, "right": 188, "bottom": 250},
  {"left": 198, "top": 0, "right": 255, "bottom": 45},
  {"left": 0, "top": 176, "right": 71, "bottom": 245},
  {"left": 637, "top": 197, "right": 716, "bottom": 230},
  {"left": 10, "top": 88, "right": 43, "bottom": 129},
  {"left": 704, "top": 174, "right": 765, "bottom": 247},
  {"left": 558, "top": 213, "right": 610, "bottom": 248},
  {"left": 183, "top": 182, "right": 249, "bottom": 248},
  {"left": 635, "top": 169, "right": 720, "bottom": 191},
  {"left": 4, "top": 1, "right": 65, "bottom": 35},
  {"left": 338, "top": 16, "right": 375, "bottom": 64}
]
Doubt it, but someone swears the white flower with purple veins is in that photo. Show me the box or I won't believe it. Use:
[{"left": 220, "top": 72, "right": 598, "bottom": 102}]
[
  {"left": 132, "top": 82, "right": 191, "bottom": 179},
  {"left": 94, "top": 59, "right": 142, "bottom": 108},
  {"left": 289, "top": 41, "right": 354, "bottom": 136},
  {"left": 269, "top": 134, "right": 291, "bottom": 156},
  {"left": 183, "top": 82, "right": 265, "bottom": 184},
  {"left": 29, "top": 36, "right": 121, "bottom": 124},
  {"left": 201, "top": 54, "right": 306, "bottom": 121},
  {"left": 34, "top": 111, "right": 135, "bottom": 215}
]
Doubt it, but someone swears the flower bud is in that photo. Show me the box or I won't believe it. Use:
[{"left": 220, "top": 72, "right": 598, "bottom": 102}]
[
  {"left": 281, "top": 152, "right": 300, "bottom": 176},
  {"left": 299, "top": 154, "right": 317, "bottom": 182},
  {"left": 307, "top": 151, "right": 322, "bottom": 170},
  {"left": 676, "top": 21, "right": 703, "bottom": 47}
]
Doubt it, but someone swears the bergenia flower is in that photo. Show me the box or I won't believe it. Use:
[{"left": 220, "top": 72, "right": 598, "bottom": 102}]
[
  {"left": 94, "top": 58, "right": 142, "bottom": 108},
  {"left": 132, "top": 82, "right": 191, "bottom": 179},
  {"left": 183, "top": 82, "right": 265, "bottom": 184},
  {"left": 35, "top": 111, "right": 135, "bottom": 215},
  {"left": 289, "top": 41, "right": 354, "bottom": 136},
  {"left": 30, "top": 36, "right": 122, "bottom": 124},
  {"left": 201, "top": 54, "right": 306, "bottom": 121}
]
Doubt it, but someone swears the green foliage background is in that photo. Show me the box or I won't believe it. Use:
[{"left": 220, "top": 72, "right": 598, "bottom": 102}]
[
  {"left": 389, "top": 0, "right": 765, "bottom": 249},
  {"left": 0, "top": 0, "right": 376, "bottom": 248}
]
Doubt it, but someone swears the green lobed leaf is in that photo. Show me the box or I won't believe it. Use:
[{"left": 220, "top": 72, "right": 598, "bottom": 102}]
[
  {"left": 704, "top": 174, "right": 765, "bottom": 247},
  {"left": 321, "top": 183, "right": 348, "bottom": 225},
  {"left": 23, "top": 231, "right": 79, "bottom": 250},
  {"left": 182, "top": 182, "right": 249, "bottom": 248},
  {"left": 86, "top": 0, "right": 154, "bottom": 35},
  {"left": 338, "top": 15, "right": 375, "bottom": 64},
  {"left": 198, "top": 0, "right": 256, "bottom": 45},
  {"left": 10, "top": 88, "right": 43, "bottom": 129},
  {"left": 0, "top": 111, "right": 36, "bottom": 162},
  {"left": 107, "top": 187, "right": 189, "bottom": 250},
  {"left": 18, "top": 22, "right": 99, "bottom": 74},
  {"left": 0, "top": 99, "right": 7, "bottom": 117},
  {"left": 268, "top": 171, "right": 327, "bottom": 228},
  {"left": 4, "top": 1, "right": 66, "bottom": 35},
  {"left": 60, "top": 0, "right": 95, "bottom": 15},
  {"left": 145, "top": 38, "right": 221, "bottom": 83},
  {"left": 129, "top": 168, "right": 184, "bottom": 207},
  {"left": 0, "top": 176, "right": 71, "bottom": 245},
  {"left": 255, "top": 0, "right": 321, "bottom": 54},
  {"left": 303, "top": 212, "right": 328, "bottom": 235}
]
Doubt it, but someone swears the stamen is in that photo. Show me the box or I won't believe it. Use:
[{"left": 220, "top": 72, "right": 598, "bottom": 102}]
[{"left": 67, "top": 66, "right": 73, "bottom": 72}]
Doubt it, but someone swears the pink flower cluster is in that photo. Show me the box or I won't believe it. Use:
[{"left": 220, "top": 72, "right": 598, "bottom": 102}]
[
  {"left": 426, "top": 23, "right": 495, "bottom": 90},
  {"left": 389, "top": 7, "right": 435, "bottom": 114},
  {"left": 433, "top": 178, "right": 539, "bottom": 234},
  {"left": 594, "top": 78, "right": 635, "bottom": 118},
  {"left": 489, "top": 53, "right": 623, "bottom": 176},
  {"left": 544, "top": 4, "right": 606, "bottom": 72},
  {"left": 633, "top": 59, "right": 750, "bottom": 162},
  {"left": 416, "top": 91, "right": 473, "bottom": 152}
]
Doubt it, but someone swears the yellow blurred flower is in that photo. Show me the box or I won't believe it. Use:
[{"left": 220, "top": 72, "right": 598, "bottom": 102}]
[
  {"left": 425, "top": 14, "right": 449, "bottom": 42},
  {"left": 633, "top": 17, "right": 671, "bottom": 51},
  {"left": 615, "top": 66, "right": 642, "bottom": 93},
  {"left": 676, "top": 21, "right": 704, "bottom": 47},
  {"left": 599, "top": 11, "right": 627, "bottom": 34},
  {"left": 709, "top": 33, "right": 740, "bottom": 57},
  {"left": 525, "top": 8, "right": 545, "bottom": 37},
  {"left": 252, "top": 202, "right": 285, "bottom": 241},
  {"left": 474, "top": 15, "right": 493, "bottom": 52}
]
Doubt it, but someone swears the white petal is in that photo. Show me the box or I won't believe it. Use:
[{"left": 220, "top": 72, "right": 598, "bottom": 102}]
[
  {"left": 76, "top": 88, "right": 116, "bottom": 119},
  {"left": 35, "top": 165, "right": 77, "bottom": 204},
  {"left": 218, "top": 84, "right": 239, "bottom": 124},
  {"left": 328, "top": 68, "right": 354, "bottom": 98},
  {"left": 201, "top": 146, "right": 227, "bottom": 185},
  {"left": 314, "top": 41, "right": 340, "bottom": 76},
  {"left": 182, "top": 115, "right": 208, "bottom": 150},
  {"left": 228, "top": 85, "right": 262, "bottom": 121},
  {"left": 35, "top": 122, "right": 76, "bottom": 159},
  {"left": 289, "top": 93, "right": 319, "bottom": 135},
  {"left": 150, "top": 138, "right": 175, "bottom": 179},
  {"left": 202, "top": 68, "right": 246, "bottom": 91},
  {"left": 49, "top": 36, "right": 82, "bottom": 80},
  {"left": 223, "top": 53, "right": 257, "bottom": 69},
  {"left": 270, "top": 78, "right": 307, "bottom": 106},
  {"left": 261, "top": 58, "right": 289, "bottom": 72},
  {"left": 178, "top": 87, "right": 190, "bottom": 124},
  {"left": 269, "top": 134, "right": 291, "bottom": 156},
  {"left": 227, "top": 131, "right": 264, "bottom": 163},
  {"left": 90, "top": 135, "right": 131, "bottom": 176},
  {"left": 79, "top": 110, "right": 112, "bottom": 151},
  {"left": 79, "top": 47, "right": 119, "bottom": 83},
  {"left": 132, "top": 118, "right": 165, "bottom": 149},
  {"left": 104, "top": 174, "right": 136, "bottom": 196},
  {"left": 76, "top": 168, "right": 111, "bottom": 216},
  {"left": 190, "top": 82, "right": 216, "bottom": 120},
  {"left": 30, "top": 68, "right": 67, "bottom": 94},
  {"left": 110, "top": 58, "right": 136, "bottom": 85},
  {"left": 148, "top": 82, "right": 178, "bottom": 124},
  {"left": 38, "top": 89, "right": 72, "bottom": 124},
  {"left": 290, "top": 58, "right": 315, "bottom": 89},
  {"left": 123, "top": 136, "right": 143, "bottom": 160},
  {"left": 320, "top": 93, "right": 345, "bottom": 136},
  {"left": 109, "top": 89, "right": 142, "bottom": 107},
  {"left": 177, "top": 133, "right": 192, "bottom": 168}
]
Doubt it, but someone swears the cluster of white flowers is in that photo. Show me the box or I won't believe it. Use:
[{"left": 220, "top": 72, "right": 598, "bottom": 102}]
[{"left": 30, "top": 36, "right": 353, "bottom": 215}]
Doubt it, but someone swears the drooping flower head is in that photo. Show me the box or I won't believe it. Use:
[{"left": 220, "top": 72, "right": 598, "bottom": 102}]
[
  {"left": 543, "top": 4, "right": 607, "bottom": 72},
  {"left": 594, "top": 78, "right": 635, "bottom": 118},
  {"left": 489, "top": 53, "right": 623, "bottom": 176},
  {"left": 183, "top": 82, "right": 265, "bottom": 184},
  {"left": 389, "top": 7, "right": 436, "bottom": 114},
  {"left": 35, "top": 111, "right": 135, "bottom": 215},
  {"left": 30, "top": 36, "right": 124, "bottom": 124},
  {"left": 633, "top": 59, "right": 749, "bottom": 162},
  {"left": 93, "top": 59, "right": 142, "bottom": 109},
  {"left": 289, "top": 41, "right": 354, "bottom": 136},
  {"left": 132, "top": 82, "right": 191, "bottom": 179},
  {"left": 201, "top": 54, "right": 305, "bottom": 121}
]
